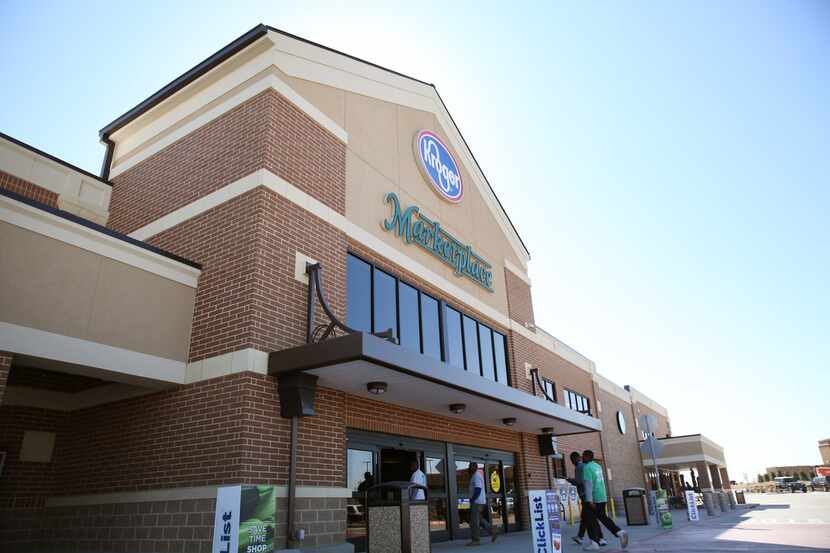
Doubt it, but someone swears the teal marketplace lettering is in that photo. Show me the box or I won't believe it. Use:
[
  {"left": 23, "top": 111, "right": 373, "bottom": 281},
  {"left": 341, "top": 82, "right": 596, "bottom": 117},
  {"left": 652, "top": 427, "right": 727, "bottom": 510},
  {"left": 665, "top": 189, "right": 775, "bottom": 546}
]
[{"left": 381, "top": 192, "right": 494, "bottom": 291}]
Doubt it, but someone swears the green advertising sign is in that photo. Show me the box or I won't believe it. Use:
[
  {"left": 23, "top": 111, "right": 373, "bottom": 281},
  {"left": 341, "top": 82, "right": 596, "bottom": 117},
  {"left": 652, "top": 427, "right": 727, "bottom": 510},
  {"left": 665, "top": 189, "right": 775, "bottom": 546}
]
[
  {"left": 655, "top": 489, "right": 673, "bottom": 529},
  {"left": 212, "top": 485, "right": 277, "bottom": 553},
  {"left": 381, "top": 192, "right": 494, "bottom": 291},
  {"left": 239, "top": 485, "right": 277, "bottom": 553}
]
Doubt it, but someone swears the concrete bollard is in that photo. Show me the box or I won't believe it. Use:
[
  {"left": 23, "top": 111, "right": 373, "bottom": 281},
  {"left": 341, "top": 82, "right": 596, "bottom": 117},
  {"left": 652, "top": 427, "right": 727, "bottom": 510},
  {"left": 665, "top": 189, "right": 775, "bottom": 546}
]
[
  {"left": 727, "top": 491, "right": 737, "bottom": 510},
  {"left": 702, "top": 491, "right": 716, "bottom": 516},
  {"left": 718, "top": 491, "right": 730, "bottom": 513}
]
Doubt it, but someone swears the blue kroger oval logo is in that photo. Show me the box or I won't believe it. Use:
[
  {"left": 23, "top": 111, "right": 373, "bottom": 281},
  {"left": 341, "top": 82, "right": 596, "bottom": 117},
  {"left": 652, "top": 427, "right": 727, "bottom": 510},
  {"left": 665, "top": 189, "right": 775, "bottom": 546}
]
[{"left": 415, "top": 130, "right": 464, "bottom": 202}]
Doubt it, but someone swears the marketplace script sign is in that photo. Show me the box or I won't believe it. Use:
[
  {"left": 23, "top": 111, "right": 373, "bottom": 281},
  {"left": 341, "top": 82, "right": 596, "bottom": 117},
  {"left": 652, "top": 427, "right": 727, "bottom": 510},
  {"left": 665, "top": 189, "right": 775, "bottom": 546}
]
[{"left": 382, "top": 192, "right": 493, "bottom": 291}]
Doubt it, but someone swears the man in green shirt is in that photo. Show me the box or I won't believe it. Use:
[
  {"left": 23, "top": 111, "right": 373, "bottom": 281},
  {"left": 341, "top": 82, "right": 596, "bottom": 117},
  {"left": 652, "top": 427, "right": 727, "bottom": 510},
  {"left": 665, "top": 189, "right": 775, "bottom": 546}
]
[{"left": 581, "top": 450, "right": 628, "bottom": 551}]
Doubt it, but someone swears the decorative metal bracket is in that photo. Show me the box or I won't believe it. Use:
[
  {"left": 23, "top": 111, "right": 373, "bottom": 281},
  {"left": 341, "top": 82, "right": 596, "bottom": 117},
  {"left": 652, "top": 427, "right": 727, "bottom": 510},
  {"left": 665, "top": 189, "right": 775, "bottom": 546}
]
[
  {"left": 305, "top": 262, "right": 397, "bottom": 345},
  {"left": 530, "top": 367, "right": 556, "bottom": 402},
  {"left": 530, "top": 367, "right": 592, "bottom": 416}
]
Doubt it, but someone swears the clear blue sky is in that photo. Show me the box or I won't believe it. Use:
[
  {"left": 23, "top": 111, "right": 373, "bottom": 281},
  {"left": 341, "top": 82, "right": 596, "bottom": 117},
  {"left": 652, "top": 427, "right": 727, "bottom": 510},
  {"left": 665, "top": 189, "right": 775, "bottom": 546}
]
[{"left": 2, "top": 1, "right": 828, "bottom": 482}]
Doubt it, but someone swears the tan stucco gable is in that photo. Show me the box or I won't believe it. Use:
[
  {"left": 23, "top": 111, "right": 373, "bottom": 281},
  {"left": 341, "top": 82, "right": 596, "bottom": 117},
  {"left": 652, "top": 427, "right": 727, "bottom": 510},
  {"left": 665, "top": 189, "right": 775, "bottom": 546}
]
[{"left": 103, "top": 27, "right": 530, "bottom": 279}]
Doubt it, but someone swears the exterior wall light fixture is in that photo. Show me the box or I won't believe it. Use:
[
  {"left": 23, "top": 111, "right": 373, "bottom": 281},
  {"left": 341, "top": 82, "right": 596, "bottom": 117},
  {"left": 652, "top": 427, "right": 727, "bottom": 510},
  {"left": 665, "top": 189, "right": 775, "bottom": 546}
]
[
  {"left": 541, "top": 427, "right": 554, "bottom": 434},
  {"left": 449, "top": 403, "right": 466, "bottom": 414},
  {"left": 366, "top": 381, "right": 388, "bottom": 395},
  {"left": 502, "top": 417, "right": 517, "bottom": 427}
]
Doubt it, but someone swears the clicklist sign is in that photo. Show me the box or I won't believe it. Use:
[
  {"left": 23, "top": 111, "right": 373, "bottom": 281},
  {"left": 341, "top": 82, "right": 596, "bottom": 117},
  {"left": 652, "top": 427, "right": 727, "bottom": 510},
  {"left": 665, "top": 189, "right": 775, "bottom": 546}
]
[
  {"left": 382, "top": 192, "right": 493, "bottom": 291},
  {"left": 414, "top": 130, "right": 464, "bottom": 203},
  {"left": 528, "top": 490, "right": 562, "bottom": 553}
]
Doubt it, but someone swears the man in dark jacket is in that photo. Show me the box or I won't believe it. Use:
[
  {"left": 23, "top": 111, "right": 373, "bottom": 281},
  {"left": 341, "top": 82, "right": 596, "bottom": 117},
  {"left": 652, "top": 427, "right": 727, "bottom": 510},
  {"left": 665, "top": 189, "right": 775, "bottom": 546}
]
[{"left": 568, "top": 451, "right": 605, "bottom": 546}]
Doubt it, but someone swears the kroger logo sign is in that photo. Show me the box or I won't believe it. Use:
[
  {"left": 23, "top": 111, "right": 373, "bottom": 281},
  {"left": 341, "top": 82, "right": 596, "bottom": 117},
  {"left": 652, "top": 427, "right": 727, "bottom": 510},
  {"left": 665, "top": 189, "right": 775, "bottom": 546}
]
[{"left": 415, "top": 130, "right": 463, "bottom": 203}]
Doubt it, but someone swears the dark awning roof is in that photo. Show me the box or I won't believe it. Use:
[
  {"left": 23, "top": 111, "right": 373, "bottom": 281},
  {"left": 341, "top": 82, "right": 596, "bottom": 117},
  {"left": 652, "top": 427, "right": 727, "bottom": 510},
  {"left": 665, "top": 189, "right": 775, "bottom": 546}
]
[{"left": 269, "top": 332, "right": 601, "bottom": 436}]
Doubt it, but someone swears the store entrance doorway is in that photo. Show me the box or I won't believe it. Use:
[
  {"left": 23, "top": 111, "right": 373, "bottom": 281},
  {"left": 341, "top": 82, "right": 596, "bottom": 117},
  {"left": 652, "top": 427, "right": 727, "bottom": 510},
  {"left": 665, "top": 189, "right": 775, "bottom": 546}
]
[
  {"left": 380, "top": 448, "right": 421, "bottom": 484},
  {"left": 346, "top": 430, "right": 518, "bottom": 550}
]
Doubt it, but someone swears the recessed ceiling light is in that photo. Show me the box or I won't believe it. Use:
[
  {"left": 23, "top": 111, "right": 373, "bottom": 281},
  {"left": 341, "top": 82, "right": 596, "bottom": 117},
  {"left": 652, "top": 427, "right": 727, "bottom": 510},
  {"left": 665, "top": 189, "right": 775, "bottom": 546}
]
[{"left": 366, "top": 381, "right": 388, "bottom": 395}]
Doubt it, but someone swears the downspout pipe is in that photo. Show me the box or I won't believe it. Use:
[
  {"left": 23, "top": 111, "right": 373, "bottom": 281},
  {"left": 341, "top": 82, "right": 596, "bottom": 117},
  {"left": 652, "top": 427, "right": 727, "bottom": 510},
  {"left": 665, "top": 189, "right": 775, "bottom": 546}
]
[{"left": 99, "top": 135, "right": 115, "bottom": 181}]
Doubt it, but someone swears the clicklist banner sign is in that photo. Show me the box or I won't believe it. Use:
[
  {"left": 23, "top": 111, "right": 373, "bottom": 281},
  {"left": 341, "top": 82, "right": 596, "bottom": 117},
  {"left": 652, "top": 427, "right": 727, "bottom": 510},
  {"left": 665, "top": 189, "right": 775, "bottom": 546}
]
[
  {"left": 528, "top": 490, "right": 562, "bottom": 553},
  {"left": 685, "top": 490, "right": 700, "bottom": 522},
  {"left": 213, "top": 485, "right": 277, "bottom": 553}
]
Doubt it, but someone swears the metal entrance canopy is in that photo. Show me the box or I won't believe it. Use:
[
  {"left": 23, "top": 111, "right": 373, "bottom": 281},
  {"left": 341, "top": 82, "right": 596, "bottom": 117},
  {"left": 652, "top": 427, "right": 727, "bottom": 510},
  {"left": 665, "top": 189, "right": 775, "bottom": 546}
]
[{"left": 268, "top": 332, "right": 602, "bottom": 436}]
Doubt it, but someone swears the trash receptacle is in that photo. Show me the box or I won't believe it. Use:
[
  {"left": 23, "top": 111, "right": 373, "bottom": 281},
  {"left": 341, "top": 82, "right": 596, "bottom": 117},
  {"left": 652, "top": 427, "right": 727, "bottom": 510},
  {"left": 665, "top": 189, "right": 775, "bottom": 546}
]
[
  {"left": 366, "top": 481, "right": 430, "bottom": 553},
  {"left": 623, "top": 488, "right": 649, "bottom": 526}
]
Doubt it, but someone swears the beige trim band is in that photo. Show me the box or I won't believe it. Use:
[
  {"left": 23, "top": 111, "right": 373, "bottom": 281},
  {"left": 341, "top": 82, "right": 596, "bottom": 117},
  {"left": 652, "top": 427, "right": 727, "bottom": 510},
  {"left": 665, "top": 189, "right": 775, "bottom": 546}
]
[
  {"left": 660, "top": 434, "right": 725, "bottom": 455},
  {"left": 504, "top": 258, "right": 531, "bottom": 286},
  {"left": 0, "top": 193, "right": 200, "bottom": 288},
  {"left": 0, "top": 321, "right": 185, "bottom": 386},
  {"left": 628, "top": 385, "right": 669, "bottom": 417},
  {"left": 127, "top": 168, "right": 594, "bottom": 376},
  {"left": 185, "top": 347, "right": 269, "bottom": 383},
  {"left": 46, "top": 485, "right": 352, "bottom": 507},
  {"left": 0, "top": 136, "right": 110, "bottom": 224},
  {"left": 594, "top": 373, "right": 632, "bottom": 403},
  {"left": 110, "top": 66, "right": 348, "bottom": 178},
  {"left": 642, "top": 454, "right": 724, "bottom": 467},
  {"left": 517, "top": 324, "right": 596, "bottom": 374}
]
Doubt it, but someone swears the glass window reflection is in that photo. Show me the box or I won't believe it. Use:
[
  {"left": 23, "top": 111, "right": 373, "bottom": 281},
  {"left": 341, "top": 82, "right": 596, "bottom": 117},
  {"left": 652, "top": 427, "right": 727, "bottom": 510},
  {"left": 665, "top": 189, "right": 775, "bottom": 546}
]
[
  {"left": 420, "top": 294, "right": 441, "bottom": 360},
  {"left": 463, "top": 316, "right": 480, "bottom": 375},
  {"left": 478, "top": 324, "right": 495, "bottom": 381},
  {"left": 493, "top": 332, "right": 509, "bottom": 384},
  {"left": 398, "top": 282, "right": 420, "bottom": 352},
  {"left": 346, "top": 255, "right": 371, "bottom": 332},
  {"left": 372, "top": 268, "right": 397, "bottom": 337},
  {"left": 445, "top": 307, "right": 464, "bottom": 369}
]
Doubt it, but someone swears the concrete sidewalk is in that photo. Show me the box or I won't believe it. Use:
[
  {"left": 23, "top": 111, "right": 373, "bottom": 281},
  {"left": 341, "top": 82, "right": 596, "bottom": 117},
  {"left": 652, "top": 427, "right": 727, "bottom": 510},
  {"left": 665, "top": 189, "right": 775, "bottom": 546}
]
[{"left": 433, "top": 506, "right": 757, "bottom": 552}]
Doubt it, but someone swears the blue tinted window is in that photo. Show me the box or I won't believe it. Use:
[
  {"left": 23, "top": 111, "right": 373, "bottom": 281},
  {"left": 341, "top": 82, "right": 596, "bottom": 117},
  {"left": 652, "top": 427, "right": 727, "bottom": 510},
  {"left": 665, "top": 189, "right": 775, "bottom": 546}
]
[
  {"left": 373, "top": 268, "right": 397, "bottom": 337},
  {"left": 346, "top": 255, "right": 371, "bottom": 332},
  {"left": 445, "top": 307, "right": 464, "bottom": 370},
  {"left": 493, "top": 332, "right": 509, "bottom": 385},
  {"left": 398, "top": 282, "right": 420, "bottom": 352},
  {"left": 420, "top": 294, "right": 441, "bottom": 360},
  {"left": 478, "top": 324, "right": 495, "bottom": 381},
  {"left": 462, "top": 316, "right": 480, "bottom": 375}
]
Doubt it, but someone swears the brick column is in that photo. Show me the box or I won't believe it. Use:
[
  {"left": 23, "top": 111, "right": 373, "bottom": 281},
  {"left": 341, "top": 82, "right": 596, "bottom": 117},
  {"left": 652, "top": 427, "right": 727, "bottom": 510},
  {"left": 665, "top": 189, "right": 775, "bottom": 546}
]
[
  {"left": 0, "top": 351, "right": 11, "bottom": 404},
  {"left": 694, "top": 462, "right": 713, "bottom": 491},
  {"left": 720, "top": 467, "right": 732, "bottom": 489},
  {"left": 710, "top": 463, "right": 723, "bottom": 490}
]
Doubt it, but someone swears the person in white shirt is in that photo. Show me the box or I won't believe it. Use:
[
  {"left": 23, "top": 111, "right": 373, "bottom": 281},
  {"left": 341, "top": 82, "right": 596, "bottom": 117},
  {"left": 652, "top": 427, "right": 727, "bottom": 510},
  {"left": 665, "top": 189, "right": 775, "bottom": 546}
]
[
  {"left": 467, "top": 462, "right": 498, "bottom": 545},
  {"left": 409, "top": 460, "right": 426, "bottom": 501}
]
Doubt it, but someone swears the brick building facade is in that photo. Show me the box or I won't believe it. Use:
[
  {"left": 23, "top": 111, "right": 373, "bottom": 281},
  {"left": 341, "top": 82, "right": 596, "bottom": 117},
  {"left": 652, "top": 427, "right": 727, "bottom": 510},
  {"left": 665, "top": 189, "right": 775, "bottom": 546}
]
[{"left": 0, "top": 24, "right": 721, "bottom": 553}]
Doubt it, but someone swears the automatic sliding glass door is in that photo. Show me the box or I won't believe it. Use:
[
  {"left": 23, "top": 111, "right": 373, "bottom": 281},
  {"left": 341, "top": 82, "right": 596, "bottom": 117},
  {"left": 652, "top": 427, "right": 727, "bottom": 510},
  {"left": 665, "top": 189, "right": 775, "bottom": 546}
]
[
  {"left": 347, "top": 430, "right": 519, "bottom": 545},
  {"left": 425, "top": 456, "right": 449, "bottom": 541},
  {"left": 346, "top": 446, "right": 377, "bottom": 551}
]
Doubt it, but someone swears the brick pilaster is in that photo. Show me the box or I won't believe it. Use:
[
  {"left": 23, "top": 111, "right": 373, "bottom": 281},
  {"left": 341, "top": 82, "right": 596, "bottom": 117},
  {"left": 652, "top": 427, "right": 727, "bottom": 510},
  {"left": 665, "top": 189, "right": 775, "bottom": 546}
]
[{"left": 504, "top": 269, "right": 534, "bottom": 328}]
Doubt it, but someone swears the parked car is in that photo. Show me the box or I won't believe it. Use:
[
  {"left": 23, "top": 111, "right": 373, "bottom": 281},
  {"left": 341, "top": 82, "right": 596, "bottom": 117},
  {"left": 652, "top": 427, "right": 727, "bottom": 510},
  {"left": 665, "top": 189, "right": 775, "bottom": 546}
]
[
  {"left": 774, "top": 476, "right": 807, "bottom": 493},
  {"left": 810, "top": 476, "right": 827, "bottom": 491},
  {"left": 790, "top": 480, "right": 808, "bottom": 493}
]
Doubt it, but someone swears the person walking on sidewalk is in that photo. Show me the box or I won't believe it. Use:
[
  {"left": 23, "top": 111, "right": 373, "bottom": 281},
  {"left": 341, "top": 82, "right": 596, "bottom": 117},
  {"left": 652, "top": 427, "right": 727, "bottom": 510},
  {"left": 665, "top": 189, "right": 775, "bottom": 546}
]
[
  {"left": 581, "top": 450, "right": 628, "bottom": 551},
  {"left": 466, "top": 462, "right": 498, "bottom": 546},
  {"left": 568, "top": 451, "right": 606, "bottom": 547}
]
